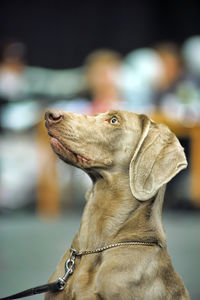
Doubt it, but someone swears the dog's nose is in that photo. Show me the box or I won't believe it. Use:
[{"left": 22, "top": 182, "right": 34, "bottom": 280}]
[{"left": 45, "top": 110, "right": 63, "bottom": 125}]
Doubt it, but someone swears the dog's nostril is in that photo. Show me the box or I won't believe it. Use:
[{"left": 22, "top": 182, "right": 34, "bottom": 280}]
[
  {"left": 45, "top": 110, "right": 63, "bottom": 123},
  {"left": 49, "top": 113, "right": 59, "bottom": 121}
]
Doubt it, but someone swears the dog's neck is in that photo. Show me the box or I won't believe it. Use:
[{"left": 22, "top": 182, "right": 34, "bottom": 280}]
[{"left": 77, "top": 171, "right": 166, "bottom": 251}]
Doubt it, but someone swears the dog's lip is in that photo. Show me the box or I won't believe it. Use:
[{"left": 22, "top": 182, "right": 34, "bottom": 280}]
[
  {"left": 50, "top": 137, "right": 91, "bottom": 167},
  {"left": 48, "top": 131, "right": 53, "bottom": 137}
]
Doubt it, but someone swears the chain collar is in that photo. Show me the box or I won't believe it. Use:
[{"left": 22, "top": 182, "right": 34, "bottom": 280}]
[
  {"left": 57, "top": 240, "right": 158, "bottom": 291},
  {"left": 72, "top": 240, "right": 158, "bottom": 256}
]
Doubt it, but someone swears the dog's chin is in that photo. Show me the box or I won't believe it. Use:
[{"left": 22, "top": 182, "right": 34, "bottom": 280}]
[{"left": 50, "top": 137, "right": 91, "bottom": 168}]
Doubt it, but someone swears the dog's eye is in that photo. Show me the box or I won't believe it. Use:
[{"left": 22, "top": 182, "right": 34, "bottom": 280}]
[{"left": 109, "top": 117, "right": 118, "bottom": 124}]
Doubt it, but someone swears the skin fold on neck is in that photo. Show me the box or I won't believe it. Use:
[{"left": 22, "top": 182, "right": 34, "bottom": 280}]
[{"left": 77, "top": 171, "right": 166, "bottom": 251}]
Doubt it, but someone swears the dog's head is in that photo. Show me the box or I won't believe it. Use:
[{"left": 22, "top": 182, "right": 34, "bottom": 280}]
[{"left": 45, "top": 110, "right": 187, "bottom": 201}]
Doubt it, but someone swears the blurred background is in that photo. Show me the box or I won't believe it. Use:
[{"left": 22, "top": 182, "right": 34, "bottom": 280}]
[{"left": 0, "top": 0, "right": 200, "bottom": 299}]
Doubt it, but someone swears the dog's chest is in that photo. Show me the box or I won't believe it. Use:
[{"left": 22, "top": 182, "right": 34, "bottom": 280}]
[{"left": 64, "top": 257, "right": 101, "bottom": 299}]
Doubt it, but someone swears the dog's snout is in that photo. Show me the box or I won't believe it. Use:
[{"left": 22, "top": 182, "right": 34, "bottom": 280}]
[{"left": 45, "top": 110, "right": 63, "bottom": 125}]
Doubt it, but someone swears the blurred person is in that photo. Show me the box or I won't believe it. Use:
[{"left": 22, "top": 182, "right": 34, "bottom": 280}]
[
  {"left": 121, "top": 48, "right": 163, "bottom": 114},
  {"left": 0, "top": 40, "right": 38, "bottom": 211},
  {"left": 154, "top": 42, "right": 200, "bottom": 125},
  {"left": 154, "top": 43, "right": 184, "bottom": 92},
  {"left": 0, "top": 39, "right": 86, "bottom": 102},
  {"left": 84, "top": 49, "right": 123, "bottom": 114},
  {"left": 0, "top": 40, "right": 86, "bottom": 212},
  {"left": 0, "top": 39, "right": 86, "bottom": 131},
  {"left": 0, "top": 40, "right": 45, "bottom": 132},
  {"left": 0, "top": 40, "right": 27, "bottom": 101},
  {"left": 182, "top": 35, "right": 200, "bottom": 77}
]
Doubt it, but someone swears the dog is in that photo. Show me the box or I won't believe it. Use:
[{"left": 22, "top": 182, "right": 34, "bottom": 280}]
[{"left": 44, "top": 109, "right": 190, "bottom": 300}]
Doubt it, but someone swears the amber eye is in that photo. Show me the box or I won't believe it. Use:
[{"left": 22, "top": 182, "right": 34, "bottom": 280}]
[{"left": 109, "top": 117, "right": 118, "bottom": 124}]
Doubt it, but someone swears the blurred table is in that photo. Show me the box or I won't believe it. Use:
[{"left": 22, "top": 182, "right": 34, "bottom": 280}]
[
  {"left": 36, "top": 119, "right": 60, "bottom": 217},
  {"left": 150, "top": 112, "right": 200, "bottom": 208}
]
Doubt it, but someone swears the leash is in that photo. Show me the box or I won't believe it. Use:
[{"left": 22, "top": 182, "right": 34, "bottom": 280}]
[{"left": 0, "top": 241, "right": 157, "bottom": 299}]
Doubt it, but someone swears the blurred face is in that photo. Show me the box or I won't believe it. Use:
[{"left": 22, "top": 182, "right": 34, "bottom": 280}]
[
  {"left": 87, "top": 62, "right": 121, "bottom": 93},
  {"left": 159, "top": 52, "right": 181, "bottom": 87}
]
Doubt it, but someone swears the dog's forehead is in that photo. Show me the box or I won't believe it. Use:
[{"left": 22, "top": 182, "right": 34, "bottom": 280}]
[{"left": 120, "top": 110, "right": 140, "bottom": 123}]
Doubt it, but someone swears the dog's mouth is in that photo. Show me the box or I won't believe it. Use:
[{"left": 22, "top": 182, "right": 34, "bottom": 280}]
[{"left": 50, "top": 137, "right": 91, "bottom": 168}]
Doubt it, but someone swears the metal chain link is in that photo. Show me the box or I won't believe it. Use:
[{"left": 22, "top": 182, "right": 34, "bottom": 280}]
[
  {"left": 57, "top": 248, "right": 77, "bottom": 290},
  {"left": 72, "top": 241, "right": 157, "bottom": 256}
]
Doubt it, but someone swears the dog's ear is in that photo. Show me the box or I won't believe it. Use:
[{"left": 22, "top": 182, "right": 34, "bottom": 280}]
[{"left": 129, "top": 115, "right": 187, "bottom": 201}]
